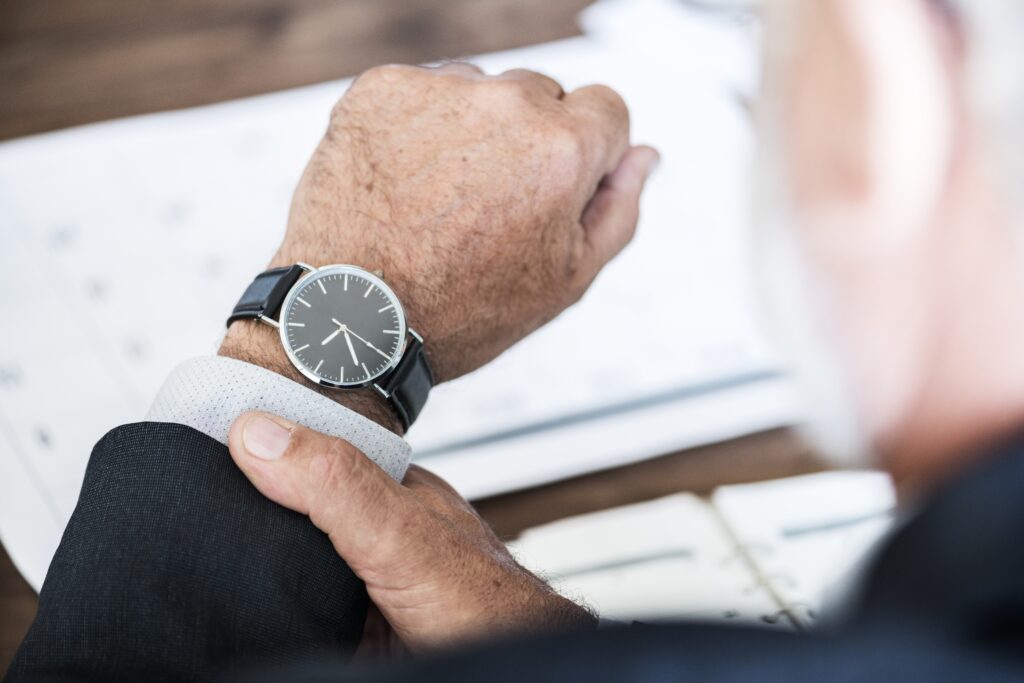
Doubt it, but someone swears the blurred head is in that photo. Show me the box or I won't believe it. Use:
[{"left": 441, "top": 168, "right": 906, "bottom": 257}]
[{"left": 755, "top": 0, "right": 1024, "bottom": 495}]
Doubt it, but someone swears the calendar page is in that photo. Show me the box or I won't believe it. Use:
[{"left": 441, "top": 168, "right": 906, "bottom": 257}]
[{"left": 0, "top": 0, "right": 799, "bottom": 590}]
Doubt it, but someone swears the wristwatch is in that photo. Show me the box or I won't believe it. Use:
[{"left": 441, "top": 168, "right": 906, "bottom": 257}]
[{"left": 227, "top": 263, "right": 434, "bottom": 430}]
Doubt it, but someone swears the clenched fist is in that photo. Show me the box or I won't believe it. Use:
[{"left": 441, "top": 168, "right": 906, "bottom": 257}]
[{"left": 222, "top": 62, "right": 657, "bottom": 430}]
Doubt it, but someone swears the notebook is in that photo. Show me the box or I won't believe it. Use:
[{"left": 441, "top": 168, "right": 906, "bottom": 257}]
[{"left": 511, "top": 471, "right": 895, "bottom": 629}]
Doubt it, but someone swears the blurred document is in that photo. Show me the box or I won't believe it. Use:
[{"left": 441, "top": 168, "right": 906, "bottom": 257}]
[
  {"left": 713, "top": 471, "right": 896, "bottom": 627},
  {"left": 0, "top": 0, "right": 797, "bottom": 590},
  {"left": 513, "top": 472, "right": 895, "bottom": 628},
  {"left": 511, "top": 494, "right": 787, "bottom": 627}
]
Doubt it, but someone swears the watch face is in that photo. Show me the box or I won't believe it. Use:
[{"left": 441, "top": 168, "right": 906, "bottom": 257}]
[{"left": 278, "top": 265, "right": 407, "bottom": 387}]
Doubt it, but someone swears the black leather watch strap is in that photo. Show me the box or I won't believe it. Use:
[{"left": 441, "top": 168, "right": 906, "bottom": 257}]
[
  {"left": 378, "top": 335, "right": 434, "bottom": 431},
  {"left": 226, "top": 265, "right": 307, "bottom": 327}
]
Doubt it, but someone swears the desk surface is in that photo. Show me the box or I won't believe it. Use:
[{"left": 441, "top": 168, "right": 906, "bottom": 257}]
[
  {"left": 0, "top": 0, "right": 818, "bottom": 671},
  {"left": 0, "top": 0, "right": 592, "bottom": 141}
]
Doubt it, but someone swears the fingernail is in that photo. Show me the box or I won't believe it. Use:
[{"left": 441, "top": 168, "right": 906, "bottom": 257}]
[
  {"left": 639, "top": 147, "right": 661, "bottom": 175},
  {"left": 242, "top": 415, "right": 292, "bottom": 460}
]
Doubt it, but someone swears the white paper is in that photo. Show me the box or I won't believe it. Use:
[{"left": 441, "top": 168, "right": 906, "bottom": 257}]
[
  {"left": 511, "top": 472, "right": 895, "bottom": 628},
  {"left": 511, "top": 494, "right": 786, "bottom": 627},
  {"left": 713, "top": 471, "right": 896, "bottom": 627},
  {"left": 0, "top": 0, "right": 798, "bottom": 591}
]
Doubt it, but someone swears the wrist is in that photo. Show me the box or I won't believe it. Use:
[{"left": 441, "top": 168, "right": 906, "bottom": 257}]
[
  {"left": 531, "top": 582, "right": 600, "bottom": 633},
  {"left": 219, "top": 321, "right": 405, "bottom": 435},
  {"left": 492, "top": 570, "right": 599, "bottom": 641}
]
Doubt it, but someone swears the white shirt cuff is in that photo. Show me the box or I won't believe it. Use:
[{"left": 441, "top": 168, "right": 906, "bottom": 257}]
[{"left": 146, "top": 356, "right": 411, "bottom": 481}]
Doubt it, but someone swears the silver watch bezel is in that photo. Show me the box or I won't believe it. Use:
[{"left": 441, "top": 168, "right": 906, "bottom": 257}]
[{"left": 276, "top": 263, "right": 408, "bottom": 389}]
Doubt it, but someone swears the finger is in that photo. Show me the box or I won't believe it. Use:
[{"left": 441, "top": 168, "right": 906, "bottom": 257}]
[
  {"left": 563, "top": 84, "right": 631, "bottom": 182},
  {"left": 428, "top": 61, "right": 485, "bottom": 78},
  {"left": 497, "top": 68, "right": 565, "bottom": 99},
  {"left": 227, "top": 411, "right": 408, "bottom": 561},
  {"left": 581, "top": 145, "right": 660, "bottom": 268}
]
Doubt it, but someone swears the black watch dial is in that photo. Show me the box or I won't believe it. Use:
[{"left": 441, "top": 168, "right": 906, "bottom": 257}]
[{"left": 279, "top": 266, "right": 407, "bottom": 387}]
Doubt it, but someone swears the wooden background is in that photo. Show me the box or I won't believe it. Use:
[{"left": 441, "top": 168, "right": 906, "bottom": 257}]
[
  {"left": 0, "top": 0, "right": 592, "bottom": 141},
  {"left": 0, "top": 0, "right": 818, "bottom": 671}
]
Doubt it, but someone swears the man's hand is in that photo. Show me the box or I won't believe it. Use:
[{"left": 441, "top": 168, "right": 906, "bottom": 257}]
[
  {"left": 227, "top": 411, "right": 596, "bottom": 650},
  {"left": 221, "top": 63, "right": 657, "bottom": 428}
]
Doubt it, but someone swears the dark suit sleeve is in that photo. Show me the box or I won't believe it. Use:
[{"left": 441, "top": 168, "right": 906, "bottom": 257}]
[
  {"left": 5, "top": 422, "right": 368, "bottom": 682},
  {"left": 373, "top": 622, "right": 1018, "bottom": 683},
  {"left": 246, "top": 624, "right": 1015, "bottom": 683}
]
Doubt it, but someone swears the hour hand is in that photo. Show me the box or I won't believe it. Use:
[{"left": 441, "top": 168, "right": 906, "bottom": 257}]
[{"left": 321, "top": 327, "right": 343, "bottom": 346}]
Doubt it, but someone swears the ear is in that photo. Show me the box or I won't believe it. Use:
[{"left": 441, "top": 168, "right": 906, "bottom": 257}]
[{"left": 773, "top": 0, "right": 959, "bottom": 247}]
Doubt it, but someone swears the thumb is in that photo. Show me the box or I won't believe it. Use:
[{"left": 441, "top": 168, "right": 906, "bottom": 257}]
[
  {"left": 227, "top": 411, "right": 408, "bottom": 564},
  {"left": 581, "top": 144, "right": 660, "bottom": 267}
]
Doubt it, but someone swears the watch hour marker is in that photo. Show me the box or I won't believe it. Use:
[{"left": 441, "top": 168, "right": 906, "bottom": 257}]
[
  {"left": 317, "top": 280, "right": 327, "bottom": 295},
  {"left": 340, "top": 366, "right": 344, "bottom": 381},
  {"left": 361, "top": 363, "right": 370, "bottom": 378},
  {"left": 287, "top": 322, "right": 305, "bottom": 327},
  {"left": 294, "top": 344, "right": 310, "bottom": 353},
  {"left": 383, "top": 329, "right": 400, "bottom": 335},
  {"left": 314, "top": 359, "right": 324, "bottom": 373},
  {"left": 297, "top": 297, "right": 311, "bottom": 308},
  {"left": 378, "top": 304, "right": 394, "bottom": 313},
  {"left": 364, "top": 283, "right": 374, "bottom": 298},
  {"left": 344, "top": 274, "right": 349, "bottom": 291}
]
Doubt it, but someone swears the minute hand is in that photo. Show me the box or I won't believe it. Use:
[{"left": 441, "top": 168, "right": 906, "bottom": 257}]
[
  {"left": 339, "top": 323, "right": 394, "bottom": 361},
  {"left": 343, "top": 330, "right": 360, "bottom": 365}
]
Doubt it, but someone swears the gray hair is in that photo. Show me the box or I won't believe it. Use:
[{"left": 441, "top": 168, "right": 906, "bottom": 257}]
[
  {"left": 748, "top": 0, "right": 1024, "bottom": 468},
  {"left": 957, "top": 1, "right": 1024, "bottom": 224}
]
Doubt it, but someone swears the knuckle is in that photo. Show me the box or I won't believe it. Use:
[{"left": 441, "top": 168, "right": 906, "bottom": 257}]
[
  {"left": 504, "top": 69, "right": 562, "bottom": 95},
  {"left": 302, "top": 434, "right": 359, "bottom": 499},
  {"left": 305, "top": 454, "right": 336, "bottom": 522},
  {"left": 565, "top": 241, "right": 598, "bottom": 299},
  {"left": 305, "top": 441, "right": 390, "bottom": 539},
  {"left": 358, "top": 63, "right": 415, "bottom": 86},
  {"left": 545, "top": 125, "right": 587, "bottom": 180},
  {"left": 328, "top": 96, "right": 351, "bottom": 124},
  {"left": 586, "top": 84, "right": 629, "bottom": 125},
  {"left": 328, "top": 440, "right": 370, "bottom": 491},
  {"left": 339, "top": 65, "right": 418, "bottom": 113},
  {"left": 474, "top": 78, "right": 531, "bottom": 108},
  {"left": 503, "top": 67, "right": 537, "bottom": 79},
  {"left": 436, "top": 61, "right": 482, "bottom": 75},
  {"left": 511, "top": 71, "right": 545, "bottom": 88}
]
